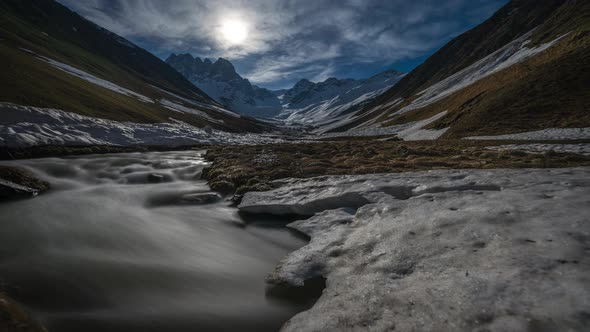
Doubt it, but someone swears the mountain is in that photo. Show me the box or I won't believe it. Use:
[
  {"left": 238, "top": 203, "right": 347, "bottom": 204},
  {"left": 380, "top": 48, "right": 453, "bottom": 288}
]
[
  {"left": 275, "top": 70, "right": 405, "bottom": 131},
  {"left": 327, "top": 0, "right": 590, "bottom": 139},
  {"left": 0, "top": 0, "right": 266, "bottom": 137},
  {"left": 166, "top": 54, "right": 282, "bottom": 118}
]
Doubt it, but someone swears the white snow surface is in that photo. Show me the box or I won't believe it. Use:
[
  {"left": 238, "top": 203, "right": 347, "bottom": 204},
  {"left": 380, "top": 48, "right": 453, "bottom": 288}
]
[
  {"left": 486, "top": 144, "right": 590, "bottom": 156},
  {"left": 240, "top": 168, "right": 590, "bottom": 331},
  {"left": 277, "top": 71, "right": 405, "bottom": 131},
  {"left": 285, "top": 85, "right": 393, "bottom": 132},
  {"left": 0, "top": 103, "right": 282, "bottom": 147},
  {"left": 149, "top": 85, "right": 241, "bottom": 119},
  {"left": 465, "top": 127, "right": 590, "bottom": 140},
  {"left": 318, "top": 111, "right": 449, "bottom": 141},
  {"left": 38, "top": 56, "right": 154, "bottom": 104},
  {"left": 159, "top": 99, "right": 216, "bottom": 121}
]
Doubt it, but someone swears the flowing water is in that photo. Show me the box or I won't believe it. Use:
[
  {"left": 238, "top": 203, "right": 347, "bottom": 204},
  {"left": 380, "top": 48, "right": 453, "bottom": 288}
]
[{"left": 0, "top": 151, "right": 312, "bottom": 332}]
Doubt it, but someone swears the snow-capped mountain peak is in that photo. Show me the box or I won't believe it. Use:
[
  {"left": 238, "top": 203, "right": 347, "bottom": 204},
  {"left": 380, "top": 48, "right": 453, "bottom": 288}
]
[{"left": 166, "top": 54, "right": 282, "bottom": 118}]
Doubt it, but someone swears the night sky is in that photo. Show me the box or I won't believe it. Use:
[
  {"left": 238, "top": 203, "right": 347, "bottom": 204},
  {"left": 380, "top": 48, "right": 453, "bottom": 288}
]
[{"left": 58, "top": 0, "right": 508, "bottom": 89}]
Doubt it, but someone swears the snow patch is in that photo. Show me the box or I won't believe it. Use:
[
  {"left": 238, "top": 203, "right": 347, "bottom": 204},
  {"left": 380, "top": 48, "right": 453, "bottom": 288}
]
[
  {"left": 241, "top": 168, "right": 590, "bottom": 331},
  {"left": 150, "top": 85, "right": 241, "bottom": 118},
  {"left": 465, "top": 127, "right": 590, "bottom": 140},
  {"left": 37, "top": 56, "right": 154, "bottom": 104},
  {"left": 318, "top": 111, "right": 449, "bottom": 141},
  {"left": 0, "top": 103, "right": 282, "bottom": 147},
  {"left": 486, "top": 144, "right": 590, "bottom": 156},
  {"left": 159, "top": 99, "right": 216, "bottom": 121}
]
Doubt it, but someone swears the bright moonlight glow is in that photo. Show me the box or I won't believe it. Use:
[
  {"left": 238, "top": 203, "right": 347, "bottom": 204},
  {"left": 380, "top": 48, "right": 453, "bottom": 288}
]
[{"left": 220, "top": 19, "right": 248, "bottom": 45}]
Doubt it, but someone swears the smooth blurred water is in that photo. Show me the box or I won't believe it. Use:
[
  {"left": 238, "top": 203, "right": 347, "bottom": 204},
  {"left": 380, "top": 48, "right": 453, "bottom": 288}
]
[{"left": 0, "top": 151, "right": 310, "bottom": 332}]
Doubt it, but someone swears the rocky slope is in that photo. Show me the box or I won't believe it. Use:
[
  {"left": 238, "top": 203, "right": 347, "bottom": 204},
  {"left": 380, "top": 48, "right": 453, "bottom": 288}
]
[
  {"left": 166, "top": 54, "right": 282, "bottom": 118},
  {"left": 0, "top": 0, "right": 267, "bottom": 135},
  {"left": 328, "top": 0, "right": 590, "bottom": 140}
]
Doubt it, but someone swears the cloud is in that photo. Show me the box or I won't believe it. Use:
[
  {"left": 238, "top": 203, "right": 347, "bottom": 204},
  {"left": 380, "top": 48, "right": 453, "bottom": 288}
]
[{"left": 58, "top": 0, "right": 507, "bottom": 89}]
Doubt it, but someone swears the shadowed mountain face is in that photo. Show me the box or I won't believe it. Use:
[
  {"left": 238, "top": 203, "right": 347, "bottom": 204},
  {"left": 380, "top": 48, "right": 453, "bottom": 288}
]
[
  {"left": 0, "top": 0, "right": 267, "bottom": 133},
  {"left": 166, "top": 54, "right": 283, "bottom": 118},
  {"left": 330, "top": 0, "right": 590, "bottom": 137}
]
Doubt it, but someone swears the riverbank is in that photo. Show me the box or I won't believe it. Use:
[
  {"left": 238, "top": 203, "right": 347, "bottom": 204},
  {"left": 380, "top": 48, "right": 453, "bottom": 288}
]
[
  {"left": 2, "top": 142, "right": 589, "bottom": 331},
  {"left": 238, "top": 167, "right": 590, "bottom": 331}
]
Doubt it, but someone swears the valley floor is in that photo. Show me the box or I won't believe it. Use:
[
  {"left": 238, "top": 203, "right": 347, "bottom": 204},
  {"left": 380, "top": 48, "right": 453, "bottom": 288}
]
[{"left": 1, "top": 132, "right": 590, "bottom": 332}]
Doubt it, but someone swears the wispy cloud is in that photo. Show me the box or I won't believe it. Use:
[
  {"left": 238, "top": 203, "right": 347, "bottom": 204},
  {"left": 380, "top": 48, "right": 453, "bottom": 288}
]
[{"left": 59, "top": 0, "right": 507, "bottom": 89}]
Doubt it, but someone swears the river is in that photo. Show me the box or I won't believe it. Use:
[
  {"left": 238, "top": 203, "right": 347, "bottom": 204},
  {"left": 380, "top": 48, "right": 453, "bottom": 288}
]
[{"left": 0, "top": 151, "right": 313, "bottom": 332}]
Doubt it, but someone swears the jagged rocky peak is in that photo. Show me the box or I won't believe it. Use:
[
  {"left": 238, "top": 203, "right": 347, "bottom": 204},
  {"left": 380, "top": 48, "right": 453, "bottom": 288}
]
[
  {"left": 167, "top": 53, "right": 241, "bottom": 81},
  {"left": 166, "top": 53, "right": 282, "bottom": 117},
  {"left": 294, "top": 78, "right": 313, "bottom": 87}
]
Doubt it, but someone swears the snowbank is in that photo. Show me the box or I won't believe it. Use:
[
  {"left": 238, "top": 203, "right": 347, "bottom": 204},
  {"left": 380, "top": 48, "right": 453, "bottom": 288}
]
[
  {"left": 0, "top": 103, "right": 282, "bottom": 147},
  {"left": 465, "top": 128, "right": 590, "bottom": 140},
  {"left": 318, "top": 111, "right": 449, "bottom": 141},
  {"left": 240, "top": 168, "right": 590, "bottom": 331}
]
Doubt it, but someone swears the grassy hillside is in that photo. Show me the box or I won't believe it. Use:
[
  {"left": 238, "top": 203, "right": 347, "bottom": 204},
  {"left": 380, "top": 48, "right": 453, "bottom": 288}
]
[
  {"left": 0, "top": 0, "right": 266, "bottom": 133},
  {"left": 332, "top": 0, "right": 590, "bottom": 137}
]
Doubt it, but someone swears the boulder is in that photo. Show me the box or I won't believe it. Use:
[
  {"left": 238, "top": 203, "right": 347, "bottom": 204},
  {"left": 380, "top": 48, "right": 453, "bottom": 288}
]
[{"left": 180, "top": 192, "right": 222, "bottom": 205}]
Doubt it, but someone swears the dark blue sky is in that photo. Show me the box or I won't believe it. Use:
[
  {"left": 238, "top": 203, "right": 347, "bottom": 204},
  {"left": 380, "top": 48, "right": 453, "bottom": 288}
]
[{"left": 59, "top": 0, "right": 508, "bottom": 89}]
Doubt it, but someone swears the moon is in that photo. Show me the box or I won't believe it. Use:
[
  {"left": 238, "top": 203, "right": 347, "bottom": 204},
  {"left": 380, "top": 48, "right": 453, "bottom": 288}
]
[{"left": 220, "top": 19, "right": 248, "bottom": 45}]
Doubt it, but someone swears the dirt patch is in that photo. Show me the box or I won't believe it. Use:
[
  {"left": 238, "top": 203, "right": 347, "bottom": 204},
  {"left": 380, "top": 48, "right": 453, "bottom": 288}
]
[
  {"left": 0, "top": 165, "right": 49, "bottom": 193},
  {"left": 0, "top": 293, "right": 47, "bottom": 332}
]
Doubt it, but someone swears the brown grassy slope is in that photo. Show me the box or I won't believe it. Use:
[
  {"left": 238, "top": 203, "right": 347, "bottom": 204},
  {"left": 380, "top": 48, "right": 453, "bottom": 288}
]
[
  {"left": 203, "top": 141, "right": 590, "bottom": 194},
  {"left": 331, "top": 0, "right": 590, "bottom": 135},
  {"left": 0, "top": 293, "right": 47, "bottom": 332},
  {"left": 381, "top": 31, "right": 590, "bottom": 138},
  {"left": 0, "top": 165, "right": 49, "bottom": 192},
  {"left": 0, "top": 0, "right": 213, "bottom": 104}
]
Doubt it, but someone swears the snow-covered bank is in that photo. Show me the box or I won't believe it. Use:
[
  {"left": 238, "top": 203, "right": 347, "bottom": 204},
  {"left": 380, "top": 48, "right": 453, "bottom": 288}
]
[
  {"left": 317, "top": 111, "right": 449, "bottom": 141},
  {"left": 240, "top": 168, "right": 590, "bottom": 331},
  {"left": 0, "top": 103, "right": 282, "bottom": 147},
  {"left": 465, "top": 128, "right": 590, "bottom": 141}
]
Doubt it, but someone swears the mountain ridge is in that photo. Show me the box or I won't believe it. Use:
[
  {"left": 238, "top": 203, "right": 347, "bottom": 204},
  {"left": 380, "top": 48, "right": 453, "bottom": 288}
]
[
  {"left": 166, "top": 53, "right": 405, "bottom": 125},
  {"left": 166, "top": 53, "right": 283, "bottom": 118},
  {"left": 328, "top": 0, "right": 590, "bottom": 138},
  {"left": 0, "top": 0, "right": 267, "bottom": 133}
]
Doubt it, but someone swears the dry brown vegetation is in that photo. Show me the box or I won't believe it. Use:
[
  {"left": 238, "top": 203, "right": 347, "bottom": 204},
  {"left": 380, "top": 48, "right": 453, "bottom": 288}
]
[
  {"left": 0, "top": 165, "right": 49, "bottom": 192},
  {"left": 203, "top": 140, "right": 590, "bottom": 195},
  {"left": 331, "top": 0, "right": 590, "bottom": 137},
  {"left": 0, "top": 293, "right": 47, "bottom": 332},
  {"left": 382, "top": 31, "right": 590, "bottom": 138}
]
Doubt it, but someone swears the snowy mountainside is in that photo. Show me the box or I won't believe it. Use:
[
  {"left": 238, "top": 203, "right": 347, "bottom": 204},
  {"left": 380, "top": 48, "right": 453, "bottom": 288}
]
[
  {"left": 327, "top": 0, "right": 590, "bottom": 139},
  {"left": 166, "top": 54, "right": 282, "bottom": 118},
  {"left": 0, "top": 0, "right": 266, "bottom": 134},
  {"left": 276, "top": 70, "right": 405, "bottom": 130}
]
